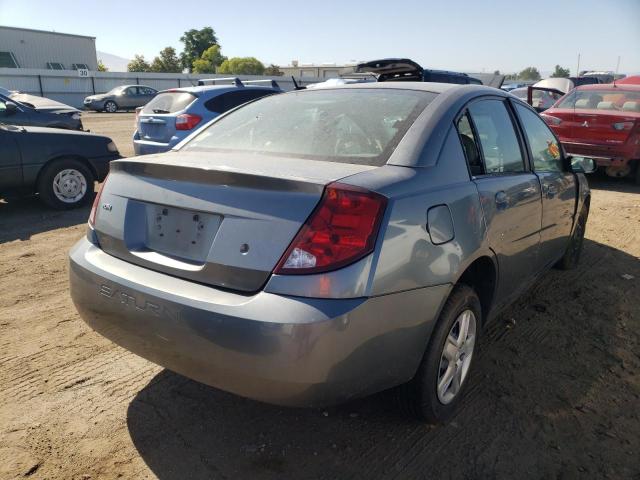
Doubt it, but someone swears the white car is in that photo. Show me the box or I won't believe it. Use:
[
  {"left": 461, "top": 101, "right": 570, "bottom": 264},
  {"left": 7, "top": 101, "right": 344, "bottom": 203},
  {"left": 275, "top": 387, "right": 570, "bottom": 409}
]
[{"left": 509, "top": 87, "right": 563, "bottom": 111}]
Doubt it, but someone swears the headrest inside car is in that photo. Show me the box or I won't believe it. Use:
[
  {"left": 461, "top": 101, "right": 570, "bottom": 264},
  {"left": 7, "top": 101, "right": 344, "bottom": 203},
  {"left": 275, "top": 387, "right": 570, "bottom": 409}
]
[
  {"left": 622, "top": 101, "right": 640, "bottom": 112},
  {"left": 596, "top": 101, "right": 615, "bottom": 110}
]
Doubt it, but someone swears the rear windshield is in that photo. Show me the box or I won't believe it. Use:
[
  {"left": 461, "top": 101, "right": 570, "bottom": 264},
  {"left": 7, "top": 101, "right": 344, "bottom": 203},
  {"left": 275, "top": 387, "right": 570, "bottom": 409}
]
[
  {"left": 142, "top": 91, "right": 196, "bottom": 114},
  {"left": 556, "top": 89, "right": 640, "bottom": 112},
  {"left": 181, "top": 89, "right": 435, "bottom": 166}
]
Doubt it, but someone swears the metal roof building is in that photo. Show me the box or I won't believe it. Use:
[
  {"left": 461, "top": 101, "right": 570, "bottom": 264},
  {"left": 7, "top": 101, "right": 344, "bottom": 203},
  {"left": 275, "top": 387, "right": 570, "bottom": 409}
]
[{"left": 0, "top": 26, "right": 98, "bottom": 71}]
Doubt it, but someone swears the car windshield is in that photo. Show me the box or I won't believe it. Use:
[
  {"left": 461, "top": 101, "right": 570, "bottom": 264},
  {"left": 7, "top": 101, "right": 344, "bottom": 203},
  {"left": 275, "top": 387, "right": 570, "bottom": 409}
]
[
  {"left": 181, "top": 89, "right": 436, "bottom": 166},
  {"left": 556, "top": 88, "right": 640, "bottom": 112}
]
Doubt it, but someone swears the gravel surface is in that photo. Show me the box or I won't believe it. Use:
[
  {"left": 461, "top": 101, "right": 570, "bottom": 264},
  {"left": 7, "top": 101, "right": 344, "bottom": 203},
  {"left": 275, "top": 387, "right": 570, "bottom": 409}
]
[{"left": 0, "top": 115, "right": 638, "bottom": 479}]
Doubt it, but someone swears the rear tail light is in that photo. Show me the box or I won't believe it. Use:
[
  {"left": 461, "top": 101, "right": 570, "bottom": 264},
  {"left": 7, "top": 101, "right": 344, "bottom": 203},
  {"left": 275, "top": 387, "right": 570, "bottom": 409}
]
[
  {"left": 88, "top": 174, "right": 109, "bottom": 228},
  {"left": 175, "top": 113, "right": 202, "bottom": 130},
  {"left": 541, "top": 114, "right": 562, "bottom": 126},
  {"left": 274, "top": 183, "right": 387, "bottom": 275}
]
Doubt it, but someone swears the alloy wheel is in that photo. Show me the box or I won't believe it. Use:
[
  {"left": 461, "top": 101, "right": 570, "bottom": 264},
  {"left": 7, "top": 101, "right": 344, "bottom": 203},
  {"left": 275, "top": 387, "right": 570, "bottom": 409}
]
[{"left": 437, "top": 309, "right": 477, "bottom": 405}]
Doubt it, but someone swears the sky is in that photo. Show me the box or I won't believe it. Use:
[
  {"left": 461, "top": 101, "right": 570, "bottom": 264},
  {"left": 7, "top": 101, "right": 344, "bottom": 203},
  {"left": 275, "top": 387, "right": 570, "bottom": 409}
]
[{"left": 1, "top": 0, "right": 639, "bottom": 74}]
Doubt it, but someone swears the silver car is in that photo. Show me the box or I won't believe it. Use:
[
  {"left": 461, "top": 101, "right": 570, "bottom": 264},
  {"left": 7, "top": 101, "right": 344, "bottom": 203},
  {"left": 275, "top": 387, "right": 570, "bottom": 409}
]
[
  {"left": 83, "top": 85, "right": 157, "bottom": 113},
  {"left": 69, "top": 83, "right": 593, "bottom": 422}
]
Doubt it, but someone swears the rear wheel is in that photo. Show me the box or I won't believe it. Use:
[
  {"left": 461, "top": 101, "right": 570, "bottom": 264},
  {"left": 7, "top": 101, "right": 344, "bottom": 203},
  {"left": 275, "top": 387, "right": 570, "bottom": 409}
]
[
  {"left": 37, "top": 158, "right": 95, "bottom": 209},
  {"left": 104, "top": 101, "right": 117, "bottom": 113},
  {"left": 396, "top": 284, "right": 481, "bottom": 423},
  {"left": 555, "top": 204, "right": 588, "bottom": 270}
]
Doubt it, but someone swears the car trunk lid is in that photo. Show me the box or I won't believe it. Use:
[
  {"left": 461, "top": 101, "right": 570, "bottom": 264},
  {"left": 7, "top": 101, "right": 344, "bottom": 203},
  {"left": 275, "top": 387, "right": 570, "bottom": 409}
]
[
  {"left": 92, "top": 151, "right": 376, "bottom": 292},
  {"left": 355, "top": 58, "right": 423, "bottom": 81}
]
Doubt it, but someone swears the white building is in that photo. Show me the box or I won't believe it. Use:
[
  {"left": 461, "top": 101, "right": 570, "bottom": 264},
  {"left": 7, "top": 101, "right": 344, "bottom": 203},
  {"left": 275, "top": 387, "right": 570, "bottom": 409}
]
[{"left": 0, "top": 26, "right": 98, "bottom": 71}]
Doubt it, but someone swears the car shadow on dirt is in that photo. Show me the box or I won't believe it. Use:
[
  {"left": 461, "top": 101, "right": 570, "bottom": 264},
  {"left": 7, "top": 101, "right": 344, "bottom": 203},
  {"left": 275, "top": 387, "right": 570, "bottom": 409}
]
[
  {"left": 0, "top": 195, "right": 91, "bottom": 244},
  {"left": 126, "top": 238, "right": 640, "bottom": 480},
  {"left": 587, "top": 172, "right": 640, "bottom": 194}
]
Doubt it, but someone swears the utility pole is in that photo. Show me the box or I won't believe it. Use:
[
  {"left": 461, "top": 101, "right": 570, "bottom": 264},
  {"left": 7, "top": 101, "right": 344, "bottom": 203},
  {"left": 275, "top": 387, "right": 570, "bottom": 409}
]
[
  {"left": 576, "top": 53, "right": 581, "bottom": 76},
  {"left": 615, "top": 56, "right": 621, "bottom": 74}
]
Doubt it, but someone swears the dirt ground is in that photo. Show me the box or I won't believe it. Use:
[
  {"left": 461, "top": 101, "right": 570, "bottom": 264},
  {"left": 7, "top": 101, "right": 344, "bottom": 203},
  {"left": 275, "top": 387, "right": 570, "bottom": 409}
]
[{"left": 0, "top": 112, "right": 639, "bottom": 479}]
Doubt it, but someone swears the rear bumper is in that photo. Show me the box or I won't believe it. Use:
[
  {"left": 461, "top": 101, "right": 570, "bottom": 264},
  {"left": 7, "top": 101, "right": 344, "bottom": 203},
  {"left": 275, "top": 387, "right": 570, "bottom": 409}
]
[
  {"left": 69, "top": 238, "right": 448, "bottom": 407},
  {"left": 132, "top": 135, "right": 179, "bottom": 155},
  {"left": 132, "top": 139, "right": 172, "bottom": 155},
  {"left": 562, "top": 141, "right": 638, "bottom": 167}
]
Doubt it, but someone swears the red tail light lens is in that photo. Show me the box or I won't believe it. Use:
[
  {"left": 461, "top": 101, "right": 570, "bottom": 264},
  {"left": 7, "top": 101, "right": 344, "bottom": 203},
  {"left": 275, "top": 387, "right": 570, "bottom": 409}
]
[
  {"left": 175, "top": 113, "right": 202, "bottom": 130},
  {"left": 88, "top": 174, "right": 109, "bottom": 228},
  {"left": 274, "top": 183, "right": 387, "bottom": 275}
]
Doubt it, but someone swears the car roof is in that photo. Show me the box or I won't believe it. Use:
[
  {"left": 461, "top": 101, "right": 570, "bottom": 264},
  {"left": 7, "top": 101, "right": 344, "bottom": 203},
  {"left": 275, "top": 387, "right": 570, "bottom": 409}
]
[
  {"left": 305, "top": 81, "right": 496, "bottom": 95},
  {"left": 574, "top": 83, "right": 640, "bottom": 91},
  {"left": 160, "top": 85, "right": 279, "bottom": 95},
  {"left": 424, "top": 69, "right": 469, "bottom": 77}
]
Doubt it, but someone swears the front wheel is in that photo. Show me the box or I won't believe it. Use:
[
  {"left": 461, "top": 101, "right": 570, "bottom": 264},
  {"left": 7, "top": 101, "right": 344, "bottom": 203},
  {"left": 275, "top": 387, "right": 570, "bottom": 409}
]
[
  {"left": 555, "top": 204, "right": 588, "bottom": 270},
  {"left": 104, "top": 101, "right": 117, "bottom": 113},
  {"left": 396, "top": 284, "right": 481, "bottom": 423},
  {"left": 37, "top": 158, "right": 95, "bottom": 209}
]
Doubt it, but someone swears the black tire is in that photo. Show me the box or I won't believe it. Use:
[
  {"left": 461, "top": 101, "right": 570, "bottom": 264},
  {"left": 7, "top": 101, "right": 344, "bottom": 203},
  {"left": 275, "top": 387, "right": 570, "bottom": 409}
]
[
  {"left": 396, "top": 284, "right": 482, "bottom": 423},
  {"left": 103, "top": 101, "right": 117, "bottom": 113},
  {"left": 37, "top": 158, "right": 95, "bottom": 210},
  {"left": 635, "top": 162, "right": 640, "bottom": 185},
  {"left": 555, "top": 204, "right": 589, "bottom": 270}
]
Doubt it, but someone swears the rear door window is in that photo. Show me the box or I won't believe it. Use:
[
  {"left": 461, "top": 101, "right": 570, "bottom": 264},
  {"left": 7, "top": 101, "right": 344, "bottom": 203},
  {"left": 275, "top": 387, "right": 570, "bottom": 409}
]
[
  {"left": 142, "top": 92, "right": 197, "bottom": 114},
  {"left": 467, "top": 99, "right": 525, "bottom": 174},
  {"left": 204, "top": 89, "right": 276, "bottom": 114},
  {"left": 514, "top": 104, "right": 563, "bottom": 172}
]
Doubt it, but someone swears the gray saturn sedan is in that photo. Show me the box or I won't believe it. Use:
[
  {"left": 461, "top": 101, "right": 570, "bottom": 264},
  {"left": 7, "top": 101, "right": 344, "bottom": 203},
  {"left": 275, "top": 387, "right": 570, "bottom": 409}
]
[{"left": 69, "top": 83, "right": 593, "bottom": 422}]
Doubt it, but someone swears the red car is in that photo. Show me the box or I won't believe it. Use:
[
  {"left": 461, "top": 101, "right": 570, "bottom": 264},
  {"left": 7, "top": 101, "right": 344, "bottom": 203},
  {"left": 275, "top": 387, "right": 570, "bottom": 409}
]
[{"left": 542, "top": 84, "right": 640, "bottom": 183}]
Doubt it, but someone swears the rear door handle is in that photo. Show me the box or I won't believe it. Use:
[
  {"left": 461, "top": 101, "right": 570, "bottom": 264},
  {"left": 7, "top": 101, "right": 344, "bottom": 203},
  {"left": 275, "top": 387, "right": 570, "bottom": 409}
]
[{"left": 495, "top": 191, "right": 509, "bottom": 210}]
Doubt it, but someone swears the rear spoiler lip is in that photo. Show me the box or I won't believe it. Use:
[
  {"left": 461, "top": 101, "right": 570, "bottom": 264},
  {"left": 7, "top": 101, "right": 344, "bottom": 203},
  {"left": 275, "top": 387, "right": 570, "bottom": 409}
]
[{"left": 109, "top": 158, "right": 326, "bottom": 194}]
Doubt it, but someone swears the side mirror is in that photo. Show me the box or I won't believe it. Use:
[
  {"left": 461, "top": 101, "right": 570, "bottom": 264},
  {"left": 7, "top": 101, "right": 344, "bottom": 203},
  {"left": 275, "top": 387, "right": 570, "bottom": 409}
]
[
  {"left": 5, "top": 101, "right": 18, "bottom": 115},
  {"left": 569, "top": 156, "right": 597, "bottom": 174}
]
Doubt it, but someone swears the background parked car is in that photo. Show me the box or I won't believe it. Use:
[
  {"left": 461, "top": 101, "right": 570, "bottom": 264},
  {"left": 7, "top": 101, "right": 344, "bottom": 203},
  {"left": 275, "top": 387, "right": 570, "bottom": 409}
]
[
  {"left": 133, "top": 79, "right": 281, "bottom": 155},
  {"left": 533, "top": 76, "right": 599, "bottom": 96},
  {"left": 509, "top": 86, "right": 563, "bottom": 111},
  {"left": 0, "top": 123, "right": 119, "bottom": 208},
  {"left": 355, "top": 58, "right": 482, "bottom": 84},
  {"left": 617, "top": 75, "right": 640, "bottom": 85},
  {"left": 84, "top": 85, "right": 158, "bottom": 113},
  {"left": 71, "top": 83, "right": 594, "bottom": 423},
  {"left": 0, "top": 93, "right": 83, "bottom": 130},
  {"left": 542, "top": 83, "right": 640, "bottom": 182}
]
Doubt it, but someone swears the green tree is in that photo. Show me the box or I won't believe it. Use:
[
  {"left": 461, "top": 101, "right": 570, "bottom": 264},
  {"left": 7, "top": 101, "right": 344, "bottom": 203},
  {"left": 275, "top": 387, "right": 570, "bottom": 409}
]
[
  {"left": 550, "top": 64, "right": 570, "bottom": 78},
  {"left": 150, "top": 47, "right": 182, "bottom": 73},
  {"left": 518, "top": 66, "right": 541, "bottom": 81},
  {"left": 97, "top": 60, "right": 108, "bottom": 72},
  {"left": 180, "top": 27, "right": 219, "bottom": 71},
  {"left": 217, "top": 57, "right": 265, "bottom": 75},
  {"left": 264, "top": 64, "right": 284, "bottom": 76},
  {"left": 493, "top": 69, "right": 501, "bottom": 75},
  {"left": 192, "top": 45, "right": 227, "bottom": 73},
  {"left": 127, "top": 54, "right": 151, "bottom": 72}
]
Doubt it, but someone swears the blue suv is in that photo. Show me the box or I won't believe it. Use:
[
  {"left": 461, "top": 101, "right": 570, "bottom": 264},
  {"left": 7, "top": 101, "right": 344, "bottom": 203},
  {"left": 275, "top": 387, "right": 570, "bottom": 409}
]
[{"left": 133, "top": 78, "right": 282, "bottom": 155}]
